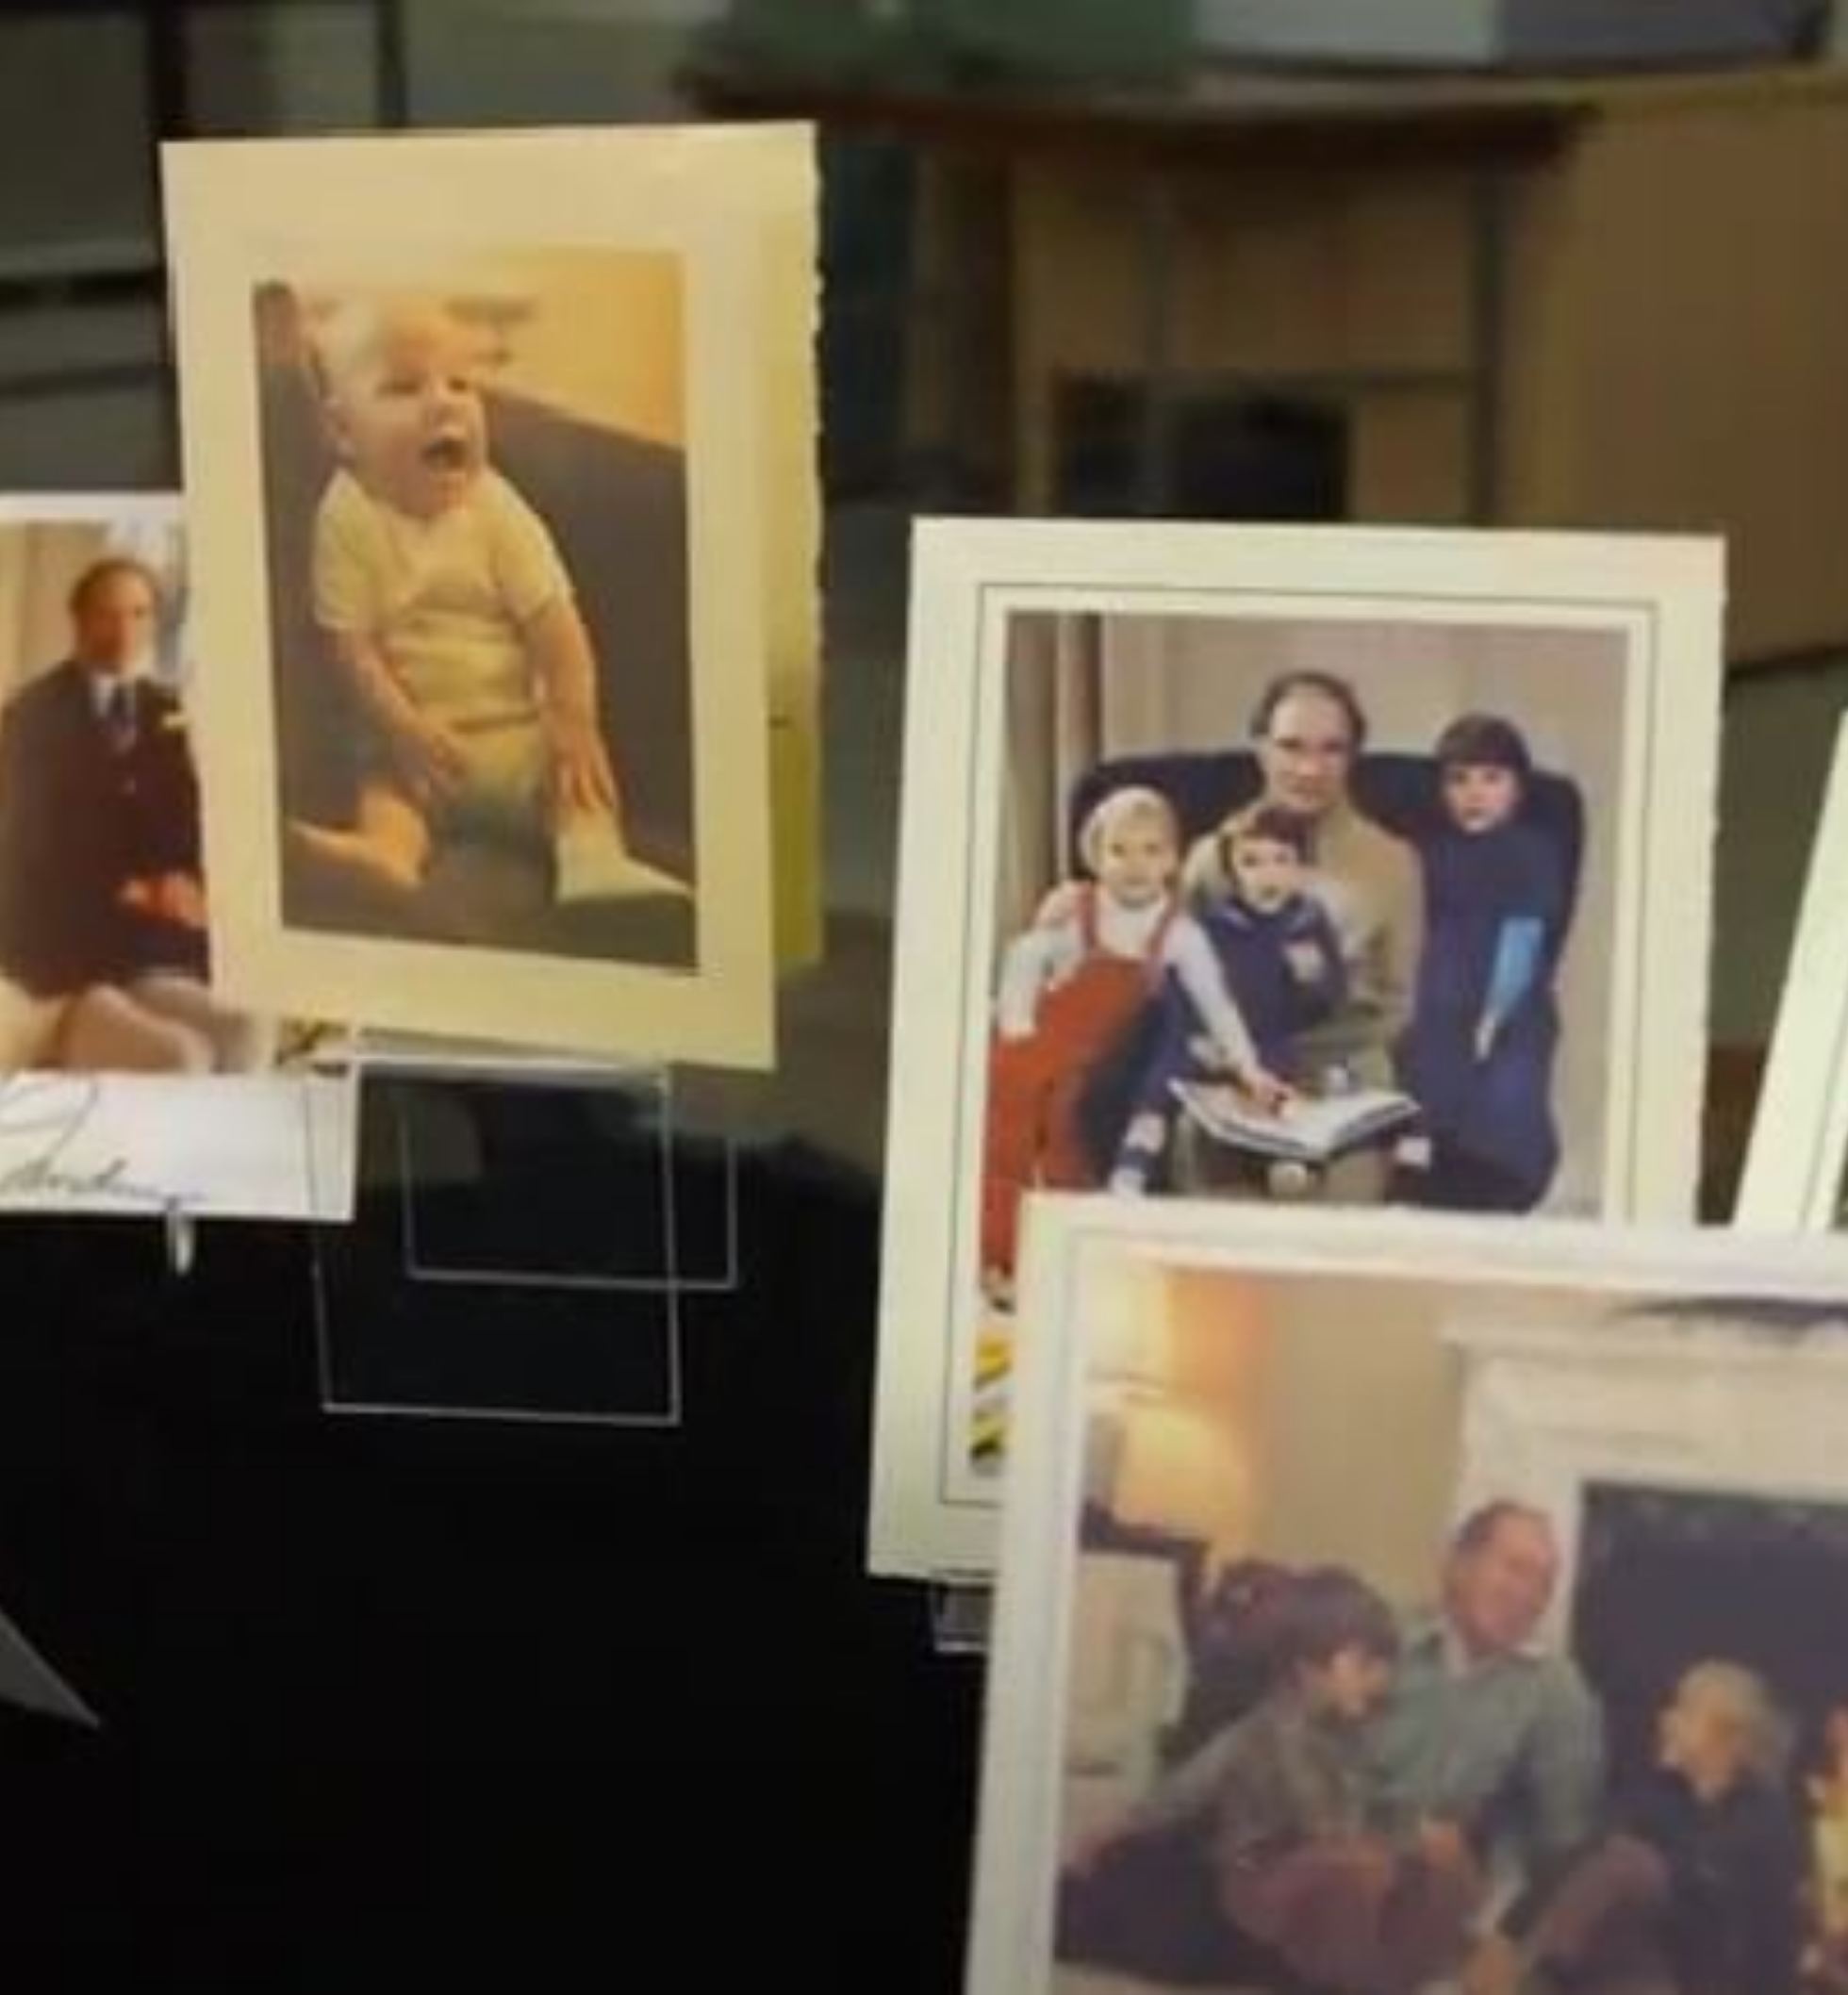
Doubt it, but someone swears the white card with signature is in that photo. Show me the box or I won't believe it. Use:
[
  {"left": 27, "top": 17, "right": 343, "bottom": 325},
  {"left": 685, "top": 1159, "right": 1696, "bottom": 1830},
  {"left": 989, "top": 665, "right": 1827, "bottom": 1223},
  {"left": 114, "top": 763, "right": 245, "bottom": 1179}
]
[{"left": 0, "top": 1069, "right": 356, "bottom": 1221}]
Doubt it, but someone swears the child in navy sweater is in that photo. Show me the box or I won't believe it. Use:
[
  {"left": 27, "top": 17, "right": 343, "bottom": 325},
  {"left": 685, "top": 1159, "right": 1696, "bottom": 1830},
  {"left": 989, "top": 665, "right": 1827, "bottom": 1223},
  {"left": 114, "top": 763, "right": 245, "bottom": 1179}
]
[
  {"left": 1508, "top": 1662, "right": 1803, "bottom": 1995},
  {"left": 1398, "top": 715, "right": 1567, "bottom": 1212},
  {"left": 1111, "top": 803, "right": 1345, "bottom": 1194},
  {"left": 1068, "top": 1567, "right": 1478, "bottom": 1995}
]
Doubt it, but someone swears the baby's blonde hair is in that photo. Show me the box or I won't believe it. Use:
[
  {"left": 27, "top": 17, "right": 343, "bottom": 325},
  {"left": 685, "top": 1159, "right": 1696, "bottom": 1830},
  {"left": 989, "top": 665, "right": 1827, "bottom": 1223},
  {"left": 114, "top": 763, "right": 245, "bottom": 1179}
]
[
  {"left": 1681, "top": 1660, "right": 1792, "bottom": 1786},
  {"left": 311, "top": 292, "right": 469, "bottom": 404},
  {"left": 1078, "top": 784, "right": 1179, "bottom": 876}
]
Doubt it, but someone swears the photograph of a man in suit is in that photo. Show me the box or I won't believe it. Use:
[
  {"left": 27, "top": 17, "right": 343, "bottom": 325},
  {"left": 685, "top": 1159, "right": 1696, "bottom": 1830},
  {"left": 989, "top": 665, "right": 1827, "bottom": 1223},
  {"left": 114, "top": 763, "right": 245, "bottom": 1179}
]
[{"left": 0, "top": 556, "right": 265, "bottom": 1073}]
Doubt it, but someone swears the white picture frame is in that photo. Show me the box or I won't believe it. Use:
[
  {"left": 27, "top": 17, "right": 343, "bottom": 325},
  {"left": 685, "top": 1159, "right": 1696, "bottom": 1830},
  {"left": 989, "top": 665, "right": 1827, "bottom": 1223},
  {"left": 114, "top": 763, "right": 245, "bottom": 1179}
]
[
  {"left": 970, "top": 1193, "right": 1848, "bottom": 1995},
  {"left": 161, "top": 127, "right": 795, "bottom": 1069},
  {"left": 871, "top": 520, "right": 1724, "bottom": 1579},
  {"left": 1735, "top": 711, "right": 1848, "bottom": 1230}
]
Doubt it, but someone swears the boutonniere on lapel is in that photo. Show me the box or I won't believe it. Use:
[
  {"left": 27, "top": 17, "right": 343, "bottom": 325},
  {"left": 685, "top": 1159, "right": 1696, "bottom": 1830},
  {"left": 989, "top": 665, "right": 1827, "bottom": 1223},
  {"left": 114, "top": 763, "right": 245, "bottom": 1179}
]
[{"left": 158, "top": 708, "right": 189, "bottom": 734}]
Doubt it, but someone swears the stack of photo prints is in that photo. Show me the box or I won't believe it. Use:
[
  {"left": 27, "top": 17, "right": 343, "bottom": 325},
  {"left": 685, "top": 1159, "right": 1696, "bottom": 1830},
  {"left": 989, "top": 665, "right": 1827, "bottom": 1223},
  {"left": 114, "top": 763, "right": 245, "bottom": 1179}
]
[
  {"left": 10, "top": 112, "right": 1848, "bottom": 1995},
  {"left": 868, "top": 520, "right": 1848, "bottom": 1994}
]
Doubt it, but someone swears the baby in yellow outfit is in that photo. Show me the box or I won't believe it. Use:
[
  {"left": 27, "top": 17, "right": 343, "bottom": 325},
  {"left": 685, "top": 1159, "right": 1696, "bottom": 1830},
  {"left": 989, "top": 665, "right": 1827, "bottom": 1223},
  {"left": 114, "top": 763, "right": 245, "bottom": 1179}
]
[{"left": 298, "top": 293, "right": 682, "bottom": 908}]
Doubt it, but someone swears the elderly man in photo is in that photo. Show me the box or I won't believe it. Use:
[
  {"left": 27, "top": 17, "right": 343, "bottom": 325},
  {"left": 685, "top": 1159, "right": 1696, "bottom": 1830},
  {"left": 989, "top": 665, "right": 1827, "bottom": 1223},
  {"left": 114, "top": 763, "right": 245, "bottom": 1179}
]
[
  {"left": 0, "top": 556, "right": 259, "bottom": 1073},
  {"left": 1188, "top": 669, "right": 1425, "bottom": 1091},
  {"left": 1178, "top": 668, "right": 1425, "bottom": 1200},
  {"left": 1364, "top": 1500, "right": 1607, "bottom": 1995}
]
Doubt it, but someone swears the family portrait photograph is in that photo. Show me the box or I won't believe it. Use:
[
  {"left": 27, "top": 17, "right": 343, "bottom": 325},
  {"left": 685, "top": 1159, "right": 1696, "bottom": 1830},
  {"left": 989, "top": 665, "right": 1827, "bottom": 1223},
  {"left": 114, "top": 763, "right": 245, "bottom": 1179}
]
[
  {"left": 968, "top": 1200, "right": 1848, "bottom": 1995},
  {"left": 872, "top": 521, "right": 1724, "bottom": 1579},
  {"left": 163, "top": 129, "right": 784, "bottom": 1069}
]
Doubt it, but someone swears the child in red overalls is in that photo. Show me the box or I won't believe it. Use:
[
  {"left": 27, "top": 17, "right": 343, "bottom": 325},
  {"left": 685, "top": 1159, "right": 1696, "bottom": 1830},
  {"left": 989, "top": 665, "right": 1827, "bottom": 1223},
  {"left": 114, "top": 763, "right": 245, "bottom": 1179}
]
[{"left": 981, "top": 784, "right": 1271, "bottom": 1300}]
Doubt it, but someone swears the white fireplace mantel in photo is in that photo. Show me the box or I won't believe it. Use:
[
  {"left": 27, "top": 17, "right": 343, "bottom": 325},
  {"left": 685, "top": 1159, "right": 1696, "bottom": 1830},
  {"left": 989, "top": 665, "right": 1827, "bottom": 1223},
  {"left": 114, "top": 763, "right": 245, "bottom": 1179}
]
[{"left": 1445, "top": 1303, "right": 1848, "bottom": 1642}]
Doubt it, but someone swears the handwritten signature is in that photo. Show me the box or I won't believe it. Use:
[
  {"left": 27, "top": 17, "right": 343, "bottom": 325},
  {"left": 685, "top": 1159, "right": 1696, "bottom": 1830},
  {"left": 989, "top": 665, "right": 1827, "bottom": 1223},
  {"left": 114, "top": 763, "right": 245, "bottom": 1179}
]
[{"left": 0, "top": 1074, "right": 166, "bottom": 1206}]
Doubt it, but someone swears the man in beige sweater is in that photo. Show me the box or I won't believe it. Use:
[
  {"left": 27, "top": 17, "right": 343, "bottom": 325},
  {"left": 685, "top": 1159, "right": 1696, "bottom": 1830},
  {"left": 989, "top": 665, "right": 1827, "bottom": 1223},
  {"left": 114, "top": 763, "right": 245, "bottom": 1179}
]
[{"left": 1181, "top": 668, "right": 1424, "bottom": 1198}]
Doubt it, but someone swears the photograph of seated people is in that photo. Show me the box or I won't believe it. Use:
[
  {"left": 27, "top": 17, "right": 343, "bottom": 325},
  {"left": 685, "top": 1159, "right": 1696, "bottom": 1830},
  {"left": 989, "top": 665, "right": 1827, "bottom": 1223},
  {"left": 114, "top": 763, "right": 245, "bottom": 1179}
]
[
  {"left": 1066, "top": 1509, "right": 1810, "bottom": 1995},
  {"left": 981, "top": 612, "right": 1617, "bottom": 1311},
  {"left": 0, "top": 537, "right": 266, "bottom": 1075},
  {"left": 254, "top": 257, "right": 697, "bottom": 969},
  {"left": 1064, "top": 1503, "right": 1609, "bottom": 1995},
  {"left": 1051, "top": 1271, "right": 1820, "bottom": 1995}
]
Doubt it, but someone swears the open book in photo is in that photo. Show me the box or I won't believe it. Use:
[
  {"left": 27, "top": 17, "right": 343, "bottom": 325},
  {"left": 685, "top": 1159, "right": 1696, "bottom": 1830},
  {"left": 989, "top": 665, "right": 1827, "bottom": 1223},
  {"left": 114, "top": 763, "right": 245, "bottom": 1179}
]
[
  {"left": 1173, "top": 1079, "right": 1420, "bottom": 1163},
  {"left": 553, "top": 818, "right": 693, "bottom": 911}
]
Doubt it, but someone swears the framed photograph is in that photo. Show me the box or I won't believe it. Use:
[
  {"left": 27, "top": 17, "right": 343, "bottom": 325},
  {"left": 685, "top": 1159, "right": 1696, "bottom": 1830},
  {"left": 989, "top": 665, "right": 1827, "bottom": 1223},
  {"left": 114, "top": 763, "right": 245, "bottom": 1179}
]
[
  {"left": 0, "top": 494, "right": 352, "bottom": 1221},
  {"left": 162, "top": 126, "right": 800, "bottom": 1069},
  {"left": 971, "top": 1195, "right": 1848, "bottom": 1995},
  {"left": 872, "top": 520, "right": 1724, "bottom": 1578},
  {"left": 1736, "top": 712, "right": 1848, "bottom": 1231}
]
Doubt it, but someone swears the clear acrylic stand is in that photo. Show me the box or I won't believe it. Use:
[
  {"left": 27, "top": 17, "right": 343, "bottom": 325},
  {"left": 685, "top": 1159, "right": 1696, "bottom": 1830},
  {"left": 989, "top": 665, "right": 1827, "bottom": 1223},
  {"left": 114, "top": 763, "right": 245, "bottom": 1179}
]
[
  {"left": 306, "top": 1042, "right": 737, "bottom": 1427},
  {"left": 928, "top": 1582, "right": 993, "bottom": 1657},
  {"left": 390, "top": 1063, "right": 738, "bottom": 1294},
  {"left": 393, "top": 1069, "right": 676, "bottom": 1289},
  {"left": 357, "top": 1035, "right": 737, "bottom": 1293},
  {"left": 659, "top": 1068, "right": 740, "bottom": 1294}
]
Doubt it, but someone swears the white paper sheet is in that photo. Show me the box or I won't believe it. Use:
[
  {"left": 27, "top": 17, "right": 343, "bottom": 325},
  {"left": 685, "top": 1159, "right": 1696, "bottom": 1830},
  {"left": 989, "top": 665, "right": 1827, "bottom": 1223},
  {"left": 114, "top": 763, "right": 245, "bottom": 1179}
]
[{"left": 0, "top": 1067, "right": 355, "bottom": 1221}]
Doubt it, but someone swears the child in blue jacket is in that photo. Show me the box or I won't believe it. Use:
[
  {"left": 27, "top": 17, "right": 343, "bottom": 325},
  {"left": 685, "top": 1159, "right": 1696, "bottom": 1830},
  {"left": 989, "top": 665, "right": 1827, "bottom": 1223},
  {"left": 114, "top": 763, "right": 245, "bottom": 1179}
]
[
  {"left": 1398, "top": 714, "right": 1567, "bottom": 1212},
  {"left": 1111, "top": 803, "right": 1344, "bottom": 1194}
]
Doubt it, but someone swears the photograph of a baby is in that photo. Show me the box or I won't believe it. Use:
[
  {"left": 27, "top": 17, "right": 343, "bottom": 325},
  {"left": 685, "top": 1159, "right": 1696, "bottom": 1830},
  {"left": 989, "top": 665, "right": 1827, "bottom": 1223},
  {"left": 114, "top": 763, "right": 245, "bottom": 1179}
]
[
  {"left": 254, "top": 252, "right": 694, "bottom": 968},
  {"left": 1039, "top": 1264, "right": 1846, "bottom": 1995},
  {"left": 0, "top": 507, "right": 270, "bottom": 1075},
  {"left": 978, "top": 611, "right": 1613, "bottom": 1315}
]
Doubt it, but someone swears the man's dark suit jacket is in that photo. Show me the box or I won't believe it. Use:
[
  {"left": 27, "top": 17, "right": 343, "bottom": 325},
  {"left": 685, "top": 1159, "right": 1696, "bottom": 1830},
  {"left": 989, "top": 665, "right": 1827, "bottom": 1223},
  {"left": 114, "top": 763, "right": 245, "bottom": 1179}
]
[{"left": 0, "top": 660, "right": 207, "bottom": 998}]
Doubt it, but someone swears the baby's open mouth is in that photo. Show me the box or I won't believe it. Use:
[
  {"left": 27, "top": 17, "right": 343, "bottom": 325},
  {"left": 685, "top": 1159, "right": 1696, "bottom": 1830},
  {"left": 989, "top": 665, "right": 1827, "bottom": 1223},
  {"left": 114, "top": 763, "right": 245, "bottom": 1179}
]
[{"left": 421, "top": 434, "right": 471, "bottom": 472}]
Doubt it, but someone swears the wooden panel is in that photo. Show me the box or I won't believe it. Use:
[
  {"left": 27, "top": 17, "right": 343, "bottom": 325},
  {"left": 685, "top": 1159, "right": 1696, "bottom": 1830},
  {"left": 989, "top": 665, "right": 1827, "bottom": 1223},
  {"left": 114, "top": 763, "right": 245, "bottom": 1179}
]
[
  {"left": 1168, "top": 171, "right": 1470, "bottom": 377},
  {"left": 1011, "top": 158, "right": 1475, "bottom": 509},
  {"left": 1500, "top": 93, "right": 1848, "bottom": 660},
  {"left": 1003, "top": 74, "right": 1848, "bottom": 658},
  {"left": 901, "top": 155, "right": 1015, "bottom": 492},
  {"left": 1351, "top": 393, "right": 1471, "bottom": 523}
]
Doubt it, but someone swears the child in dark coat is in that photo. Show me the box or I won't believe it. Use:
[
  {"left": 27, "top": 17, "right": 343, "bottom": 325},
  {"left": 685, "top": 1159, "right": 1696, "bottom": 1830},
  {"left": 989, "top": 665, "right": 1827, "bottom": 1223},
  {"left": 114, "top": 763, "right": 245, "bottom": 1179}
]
[
  {"left": 1506, "top": 1661, "right": 1804, "bottom": 1995},
  {"left": 1067, "top": 1566, "right": 1479, "bottom": 1995},
  {"left": 1398, "top": 714, "right": 1568, "bottom": 1212},
  {"left": 1109, "top": 802, "right": 1345, "bottom": 1195}
]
